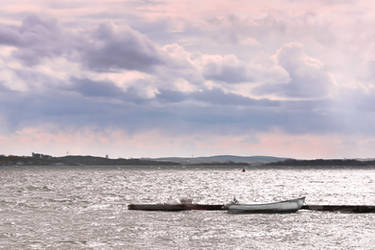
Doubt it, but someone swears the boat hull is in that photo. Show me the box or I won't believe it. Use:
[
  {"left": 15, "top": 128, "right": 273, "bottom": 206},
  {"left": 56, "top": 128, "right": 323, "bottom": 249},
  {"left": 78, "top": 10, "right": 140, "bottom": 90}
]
[{"left": 228, "top": 197, "right": 305, "bottom": 214}]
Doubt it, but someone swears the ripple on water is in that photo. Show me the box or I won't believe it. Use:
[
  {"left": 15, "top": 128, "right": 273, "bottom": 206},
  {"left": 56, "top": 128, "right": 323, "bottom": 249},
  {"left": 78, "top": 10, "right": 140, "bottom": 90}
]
[{"left": 0, "top": 167, "right": 375, "bottom": 249}]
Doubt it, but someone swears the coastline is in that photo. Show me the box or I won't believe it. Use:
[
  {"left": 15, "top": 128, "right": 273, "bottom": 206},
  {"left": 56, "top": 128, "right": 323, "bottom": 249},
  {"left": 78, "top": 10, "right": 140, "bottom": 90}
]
[{"left": 1, "top": 154, "right": 375, "bottom": 168}]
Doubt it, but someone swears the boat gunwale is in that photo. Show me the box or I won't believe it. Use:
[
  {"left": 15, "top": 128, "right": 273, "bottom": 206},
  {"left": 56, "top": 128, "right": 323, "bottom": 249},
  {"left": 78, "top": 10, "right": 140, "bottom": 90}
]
[{"left": 229, "top": 196, "right": 305, "bottom": 207}]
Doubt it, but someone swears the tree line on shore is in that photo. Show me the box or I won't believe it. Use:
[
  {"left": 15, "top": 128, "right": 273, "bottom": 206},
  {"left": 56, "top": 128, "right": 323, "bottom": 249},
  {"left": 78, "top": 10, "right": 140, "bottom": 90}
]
[{"left": 1, "top": 154, "right": 375, "bottom": 167}]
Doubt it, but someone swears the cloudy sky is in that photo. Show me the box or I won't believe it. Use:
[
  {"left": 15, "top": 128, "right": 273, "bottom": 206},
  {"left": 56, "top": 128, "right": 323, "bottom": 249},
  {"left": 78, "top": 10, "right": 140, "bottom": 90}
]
[{"left": 1, "top": 0, "right": 375, "bottom": 158}]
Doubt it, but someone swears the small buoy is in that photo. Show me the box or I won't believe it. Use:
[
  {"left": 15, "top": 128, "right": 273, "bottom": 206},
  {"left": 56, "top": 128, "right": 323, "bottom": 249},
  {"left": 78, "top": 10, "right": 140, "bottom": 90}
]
[{"left": 242, "top": 168, "right": 246, "bottom": 172}]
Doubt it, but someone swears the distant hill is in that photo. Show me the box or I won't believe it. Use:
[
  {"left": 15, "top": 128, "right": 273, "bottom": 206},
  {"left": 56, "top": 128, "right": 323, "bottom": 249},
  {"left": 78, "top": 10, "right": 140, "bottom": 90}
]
[
  {"left": 0, "top": 154, "right": 289, "bottom": 166},
  {"left": 0, "top": 155, "right": 177, "bottom": 166},
  {"left": 3, "top": 154, "right": 375, "bottom": 167},
  {"left": 266, "top": 158, "right": 375, "bottom": 167},
  {"left": 153, "top": 155, "right": 291, "bottom": 164}
]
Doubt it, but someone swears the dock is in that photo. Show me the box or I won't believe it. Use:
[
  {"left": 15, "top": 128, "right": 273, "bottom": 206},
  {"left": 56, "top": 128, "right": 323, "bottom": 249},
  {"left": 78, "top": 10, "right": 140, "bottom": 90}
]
[
  {"left": 128, "top": 204, "right": 224, "bottom": 211},
  {"left": 302, "top": 205, "right": 375, "bottom": 213},
  {"left": 128, "top": 203, "right": 375, "bottom": 213}
]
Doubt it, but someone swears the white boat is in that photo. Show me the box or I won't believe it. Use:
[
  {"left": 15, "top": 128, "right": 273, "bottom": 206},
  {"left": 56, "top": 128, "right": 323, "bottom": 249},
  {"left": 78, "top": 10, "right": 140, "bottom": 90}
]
[{"left": 227, "top": 197, "right": 306, "bottom": 214}]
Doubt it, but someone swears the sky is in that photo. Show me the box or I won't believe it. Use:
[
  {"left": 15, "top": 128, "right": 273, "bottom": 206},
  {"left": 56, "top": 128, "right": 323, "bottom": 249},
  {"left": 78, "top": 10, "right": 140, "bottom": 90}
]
[{"left": 1, "top": 0, "right": 375, "bottom": 159}]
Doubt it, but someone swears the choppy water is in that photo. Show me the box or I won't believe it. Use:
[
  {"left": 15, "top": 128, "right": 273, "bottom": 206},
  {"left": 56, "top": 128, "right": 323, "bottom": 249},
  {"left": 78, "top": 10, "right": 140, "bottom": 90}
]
[{"left": 0, "top": 166, "right": 375, "bottom": 249}]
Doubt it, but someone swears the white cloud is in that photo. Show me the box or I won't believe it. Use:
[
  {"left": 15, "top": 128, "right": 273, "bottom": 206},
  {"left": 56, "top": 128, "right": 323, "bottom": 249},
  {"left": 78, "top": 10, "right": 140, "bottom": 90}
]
[{"left": 254, "top": 43, "right": 334, "bottom": 98}]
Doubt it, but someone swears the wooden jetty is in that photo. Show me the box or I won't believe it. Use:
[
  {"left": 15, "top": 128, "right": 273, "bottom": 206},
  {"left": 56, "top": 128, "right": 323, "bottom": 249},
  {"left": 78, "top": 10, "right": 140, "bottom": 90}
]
[
  {"left": 128, "top": 204, "right": 187, "bottom": 211},
  {"left": 128, "top": 203, "right": 375, "bottom": 213},
  {"left": 128, "top": 203, "right": 224, "bottom": 211},
  {"left": 302, "top": 205, "right": 375, "bottom": 213}
]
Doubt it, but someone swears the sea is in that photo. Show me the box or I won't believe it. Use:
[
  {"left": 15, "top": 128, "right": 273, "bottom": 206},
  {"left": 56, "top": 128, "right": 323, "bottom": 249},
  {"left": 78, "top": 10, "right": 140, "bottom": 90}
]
[{"left": 0, "top": 166, "right": 375, "bottom": 249}]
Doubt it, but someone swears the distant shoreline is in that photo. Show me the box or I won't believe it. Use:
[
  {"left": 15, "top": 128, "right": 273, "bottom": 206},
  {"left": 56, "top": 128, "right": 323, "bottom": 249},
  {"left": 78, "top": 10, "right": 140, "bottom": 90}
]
[{"left": 1, "top": 154, "right": 375, "bottom": 168}]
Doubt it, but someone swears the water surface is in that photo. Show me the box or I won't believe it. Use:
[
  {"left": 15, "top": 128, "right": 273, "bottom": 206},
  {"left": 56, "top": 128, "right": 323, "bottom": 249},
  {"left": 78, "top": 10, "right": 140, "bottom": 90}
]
[{"left": 0, "top": 166, "right": 374, "bottom": 249}]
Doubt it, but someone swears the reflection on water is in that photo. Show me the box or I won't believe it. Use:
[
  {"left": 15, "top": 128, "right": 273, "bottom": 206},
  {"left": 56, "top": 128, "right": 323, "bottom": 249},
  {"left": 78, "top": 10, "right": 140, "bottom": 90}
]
[{"left": 0, "top": 166, "right": 375, "bottom": 249}]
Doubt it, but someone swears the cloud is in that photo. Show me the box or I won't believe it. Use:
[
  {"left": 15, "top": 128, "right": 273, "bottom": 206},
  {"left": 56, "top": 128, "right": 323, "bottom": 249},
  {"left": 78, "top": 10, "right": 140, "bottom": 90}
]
[
  {"left": 66, "top": 78, "right": 124, "bottom": 98},
  {"left": 200, "top": 54, "right": 253, "bottom": 83},
  {"left": 0, "top": 15, "right": 165, "bottom": 73},
  {"left": 155, "top": 87, "right": 277, "bottom": 107},
  {"left": 2, "top": 1, "right": 375, "bottom": 158},
  {"left": 0, "top": 74, "right": 341, "bottom": 137},
  {"left": 0, "top": 24, "right": 21, "bottom": 46},
  {"left": 0, "top": 15, "right": 73, "bottom": 65},
  {"left": 80, "top": 23, "right": 165, "bottom": 72},
  {"left": 254, "top": 43, "right": 333, "bottom": 98}
]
